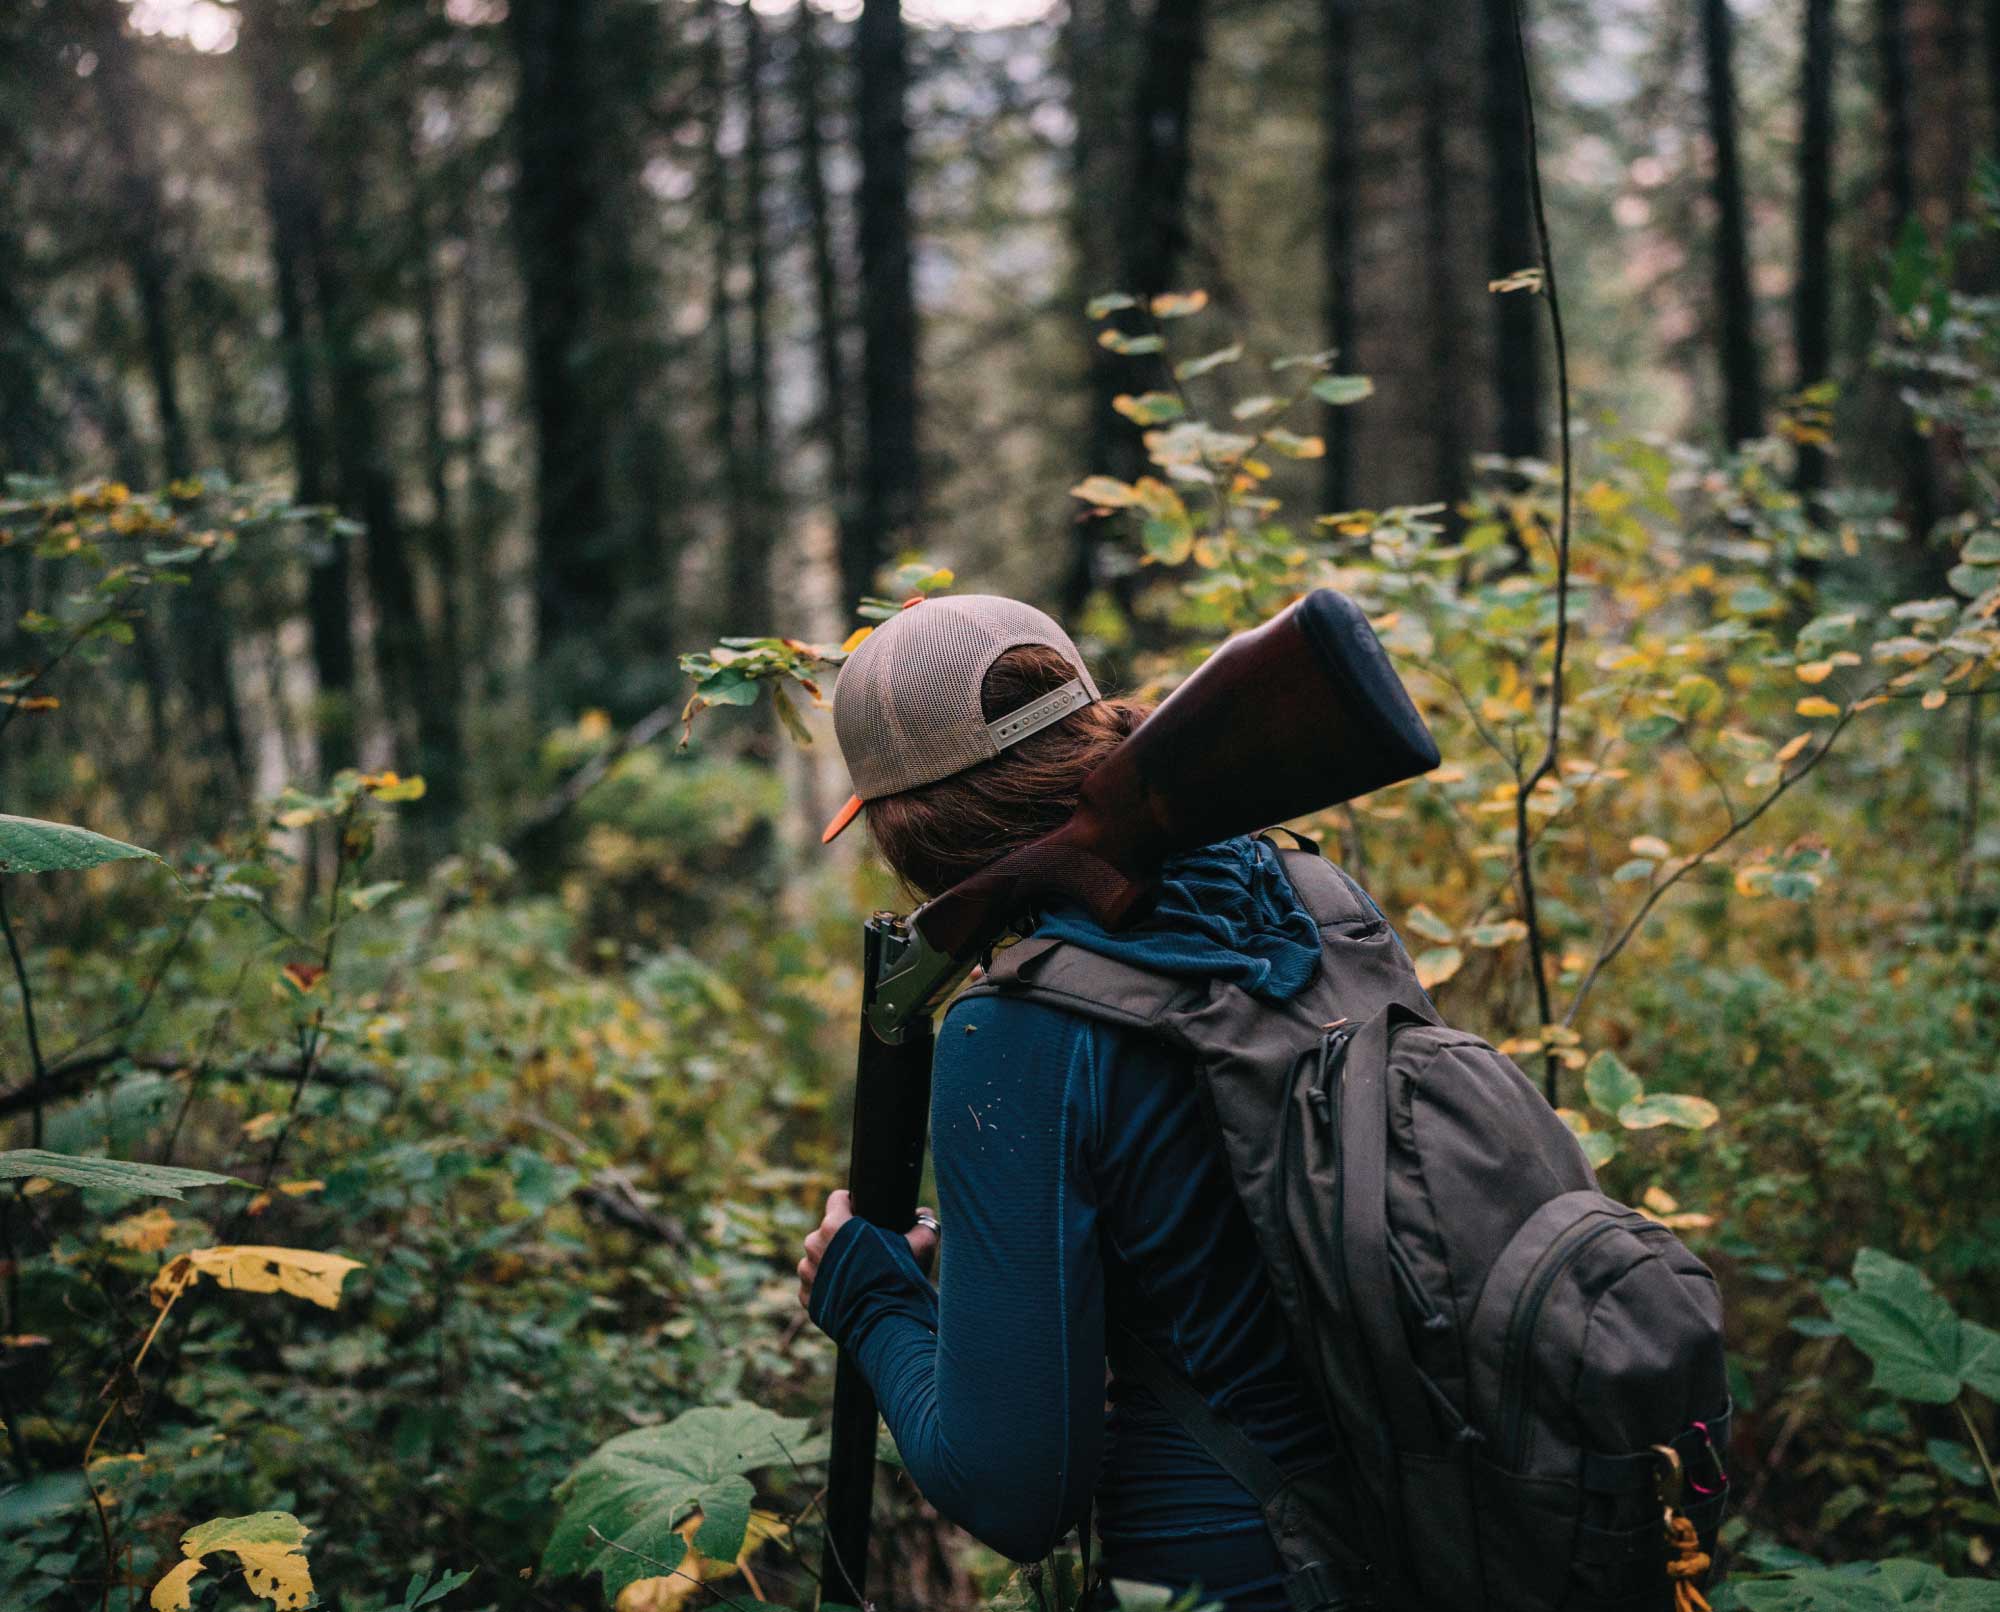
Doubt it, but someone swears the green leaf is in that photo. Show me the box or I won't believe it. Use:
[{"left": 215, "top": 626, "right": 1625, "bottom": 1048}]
[
  {"left": 1962, "top": 530, "right": 2000, "bottom": 564},
  {"left": 0, "top": 1149, "right": 243, "bottom": 1200},
  {"left": 1826, "top": 1249, "right": 2000, "bottom": 1405},
  {"left": 1174, "top": 343, "right": 1244, "bottom": 380},
  {"left": 543, "top": 1404, "right": 827, "bottom": 1605},
  {"left": 1112, "top": 392, "right": 1186, "bottom": 426},
  {"left": 0, "top": 1471, "right": 91, "bottom": 1531},
  {"left": 0, "top": 814, "right": 159, "bottom": 875},
  {"left": 1310, "top": 375, "right": 1375, "bottom": 407},
  {"left": 1099, "top": 330, "right": 1164, "bottom": 356},
  {"left": 1464, "top": 919, "right": 1528, "bottom": 948},
  {"left": 1624, "top": 714, "right": 1680, "bottom": 745},
  {"left": 1611, "top": 857, "right": 1656, "bottom": 884},
  {"left": 1403, "top": 904, "right": 1457, "bottom": 944},
  {"left": 346, "top": 880, "right": 404, "bottom": 913},
  {"left": 1926, "top": 1438, "right": 1988, "bottom": 1488},
  {"left": 1086, "top": 292, "right": 1136, "bottom": 318},
  {"left": 1584, "top": 1050, "right": 1644, "bottom": 1116},
  {"left": 1726, "top": 1557, "right": 2000, "bottom": 1609},
  {"left": 1616, "top": 1093, "right": 1720, "bottom": 1131}
]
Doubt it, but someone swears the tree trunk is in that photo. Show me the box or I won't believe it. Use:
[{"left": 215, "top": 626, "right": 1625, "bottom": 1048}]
[
  {"left": 793, "top": 0, "right": 860, "bottom": 609},
  {"left": 1988, "top": 0, "right": 2000, "bottom": 138},
  {"left": 702, "top": 0, "right": 753, "bottom": 640},
  {"left": 92, "top": 0, "right": 248, "bottom": 793},
  {"left": 1320, "top": 0, "right": 1359, "bottom": 513},
  {"left": 452, "top": 189, "right": 506, "bottom": 707},
  {"left": 1876, "top": 0, "right": 1939, "bottom": 545},
  {"left": 1418, "top": 9, "right": 1467, "bottom": 509},
  {"left": 1062, "top": 0, "right": 1137, "bottom": 610},
  {"left": 242, "top": 0, "right": 355, "bottom": 774},
  {"left": 1795, "top": 0, "right": 1836, "bottom": 497},
  {"left": 1483, "top": 0, "right": 1540, "bottom": 467},
  {"left": 1073, "top": 0, "right": 1205, "bottom": 607},
  {"left": 1702, "top": 0, "right": 1763, "bottom": 449},
  {"left": 853, "top": 0, "right": 921, "bottom": 596},
  {"left": 736, "top": 0, "right": 778, "bottom": 635},
  {"left": 508, "top": 0, "right": 618, "bottom": 704},
  {"left": 400, "top": 92, "right": 466, "bottom": 812}
]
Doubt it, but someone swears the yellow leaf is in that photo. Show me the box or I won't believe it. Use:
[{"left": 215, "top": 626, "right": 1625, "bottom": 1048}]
[
  {"left": 151, "top": 1247, "right": 364, "bottom": 1312},
  {"left": 163, "top": 1514, "right": 313, "bottom": 1612},
  {"left": 1922, "top": 688, "right": 1948, "bottom": 710},
  {"left": 151, "top": 1559, "right": 204, "bottom": 1612},
  {"left": 1069, "top": 475, "right": 1141, "bottom": 508},
  {"left": 277, "top": 1180, "right": 324, "bottom": 1197},
  {"left": 1628, "top": 835, "right": 1671, "bottom": 860},
  {"left": 1795, "top": 696, "right": 1841, "bottom": 718},
  {"left": 105, "top": 1206, "right": 178, "bottom": 1254},
  {"left": 1775, "top": 733, "right": 1811, "bottom": 763},
  {"left": 1642, "top": 1185, "right": 1679, "bottom": 1214},
  {"left": 840, "top": 626, "right": 872, "bottom": 654},
  {"left": 1794, "top": 660, "right": 1834, "bottom": 684},
  {"left": 242, "top": 1111, "right": 281, "bottom": 1140}
]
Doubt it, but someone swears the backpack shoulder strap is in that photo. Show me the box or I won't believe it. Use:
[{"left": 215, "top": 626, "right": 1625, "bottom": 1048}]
[{"left": 953, "top": 931, "right": 1193, "bottom": 1030}]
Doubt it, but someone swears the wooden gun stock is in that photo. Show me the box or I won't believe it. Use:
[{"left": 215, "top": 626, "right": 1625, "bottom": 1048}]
[{"left": 865, "top": 589, "right": 1439, "bottom": 1039}]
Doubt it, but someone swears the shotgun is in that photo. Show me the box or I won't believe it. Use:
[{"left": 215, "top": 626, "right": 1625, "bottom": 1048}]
[{"left": 818, "top": 587, "right": 1438, "bottom": 1606}]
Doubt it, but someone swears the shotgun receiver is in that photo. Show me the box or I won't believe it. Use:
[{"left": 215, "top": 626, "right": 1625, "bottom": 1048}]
[
  {"left": 818, "top": 587, "right": 1436, "bottom": 1608},
  {"left": 864, "top": 587, "right": 1440, "bottom": 1041}
]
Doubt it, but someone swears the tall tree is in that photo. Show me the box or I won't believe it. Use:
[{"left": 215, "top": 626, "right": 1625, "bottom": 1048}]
[
  {"left": 1320, "top": 0, "right": 1359, "bottom": 513},
  {"left": 508, "top": 0, "right": 619, "bottom": 704},
  {"left": 1876, "top": 0, "right": 1939, "bottom": 545},
  {"left": 241, "top": 0, "right": 355, "bottom": 772},
  {"left": 853, "top": 0, "right": 920, "bottom": 597},
  {"left": 792, "top": 0, "right": 859, "bottom": 610},
  {"left": 1063, "top": 0, "right": 1138, "bottom": 608},
  {"left": 702, "top": 0, "right": 754, "bottom": 637},
  {"left": 1795, "top": 0, "right": 1836, "bottom": 496},
  {"left": 736, "top": 0, "right": 779, "bottom": 634},
  {"left": 1072, "top": 0, "right": 1206, "bottom": 608},
  {"left": 91, "top": 0, "right": 248, "bottom": 790},
  {"left": 1483, "top": 0, "right": 1541, "bottom": 466},
  {"left": 1418, "top": 7, "right": 1468, "bottom": 509},
  {"left": 1701, "top": 0, "right": 1763, "bottom": 448}
]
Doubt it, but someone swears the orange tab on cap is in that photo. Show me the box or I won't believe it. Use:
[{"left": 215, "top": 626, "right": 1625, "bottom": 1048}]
[{"left": 821, "top": 792, "right": 864, "bottom": 845}]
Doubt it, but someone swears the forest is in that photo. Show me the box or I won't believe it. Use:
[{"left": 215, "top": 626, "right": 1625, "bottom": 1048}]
[{"left": 1, "top": 0, "right": 1998, "bottom": 1607}]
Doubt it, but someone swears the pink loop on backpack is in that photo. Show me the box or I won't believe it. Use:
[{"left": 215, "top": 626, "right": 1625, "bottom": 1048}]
[{"left": 1687, "top": 1419, "right": 1727, "bottom": 1496}]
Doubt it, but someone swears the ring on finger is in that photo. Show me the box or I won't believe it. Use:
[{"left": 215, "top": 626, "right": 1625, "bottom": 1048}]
[{"left": 914, "top": 1211, "right": 941, "bottom": 1235}]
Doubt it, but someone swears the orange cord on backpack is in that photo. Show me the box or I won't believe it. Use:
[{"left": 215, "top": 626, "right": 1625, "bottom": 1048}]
[{"left": 1663, "top": 1509, "right": 1712, "bottom": 1612}]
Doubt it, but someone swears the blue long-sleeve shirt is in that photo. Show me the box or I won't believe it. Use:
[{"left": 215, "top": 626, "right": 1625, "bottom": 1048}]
[{"left": 808, "top": 838, "right": 1333, "bottom": 1607}]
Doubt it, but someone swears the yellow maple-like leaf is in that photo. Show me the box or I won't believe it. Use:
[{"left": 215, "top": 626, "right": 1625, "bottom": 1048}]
[
  {"left": 150, "top": 1558, "right": 204, "bottom": 1612},
  {"left": 151, "top": 1246, "right": 364, "bottom": 1312}
]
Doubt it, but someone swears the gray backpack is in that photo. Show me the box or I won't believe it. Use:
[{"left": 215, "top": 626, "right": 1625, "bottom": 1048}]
[{"left": 969, "top": 841, "right": 1731, "bottom": 1612}]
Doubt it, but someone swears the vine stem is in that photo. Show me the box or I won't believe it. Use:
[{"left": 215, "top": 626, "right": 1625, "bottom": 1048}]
[
  {"left": 1508, "top": 0, "right": 1574, "bottom": 1102},
  {"left": 0, "top": 878, "right": 48, "bottom": 1146},
  {"left": 1959, "top": 1395, "right": 2000, "bottom": 1513}
]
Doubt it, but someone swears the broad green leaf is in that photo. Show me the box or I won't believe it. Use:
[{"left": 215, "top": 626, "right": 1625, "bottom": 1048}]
[
  {"left": 1726, "top": 1558, "right": 2000, "bottom": 1609},
  {"left": 1826, "top": 1249, "right": 2000, "bottom": 1405},
  {"left": 1310, "top": 375, "right": 1374, "bottom": 406},
  {"left": 1617, "top": 1093, "right": 1719, "bottom": 1131},
  {"left": 544, "top": 1404, "right": 828, "bottom": 1606},
  {"left": 1584, "top": 1051, "right": 1644, "bottom": 1116},
  {"left": 0, "top": 1149, "right": 242, "bottom": 1200},
  {"left": 0, "top": 1470, "right": 90, "bottom": 1531},
  {"left": 0, "top": 814, "right": 159, "bottom": 874}
]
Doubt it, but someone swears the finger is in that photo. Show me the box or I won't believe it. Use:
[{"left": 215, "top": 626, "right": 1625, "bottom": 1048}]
[
  {"left": 798, "top": 1257, "right": 813, "bottom": 1284},
  {"left": 826, "top": 1189, "right": 854, "bottom": 1218},
  {"left": 905, "top": 1224, "right": 939, "bottom": 1273},
  {"left": 804, "top": 1224, "right": 831, "bottom": 1260}
]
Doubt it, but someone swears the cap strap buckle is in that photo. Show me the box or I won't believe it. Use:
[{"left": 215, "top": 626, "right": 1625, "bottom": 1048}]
[{"left": 986, "top": 678, "right": 1094, "bottom": 750}]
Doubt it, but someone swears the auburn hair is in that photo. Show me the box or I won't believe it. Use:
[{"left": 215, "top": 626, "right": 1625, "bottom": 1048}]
[{"left": 864, "top": 643, "right": 1152, "bottom": 899}]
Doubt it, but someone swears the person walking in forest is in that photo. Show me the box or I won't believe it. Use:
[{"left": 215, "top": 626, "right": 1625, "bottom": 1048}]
[
  {"left": 795, "top": 591, "right": 1733, "bottom": 1612},
  {"left": 797, "top": 594, "right": 1357, "bottom": 1610}
]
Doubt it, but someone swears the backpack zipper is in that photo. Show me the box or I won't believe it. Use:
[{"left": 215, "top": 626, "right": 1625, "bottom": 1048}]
[
  {"left": 1386, "top": 1232, "right": 1449, "bottom": 1332},
  {"left": 1498, "top": 1214, "right": 1622, "bottom": 1468}
]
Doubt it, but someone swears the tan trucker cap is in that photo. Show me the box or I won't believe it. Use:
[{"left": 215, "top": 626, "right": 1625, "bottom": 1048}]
[{"left": 821, "top": 594, "right": 1102, "bottom": 843}]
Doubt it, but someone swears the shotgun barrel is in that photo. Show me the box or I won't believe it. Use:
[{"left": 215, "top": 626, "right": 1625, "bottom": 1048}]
[{"left": 820, "top": 916, "right": 936, "bottom": 1607}]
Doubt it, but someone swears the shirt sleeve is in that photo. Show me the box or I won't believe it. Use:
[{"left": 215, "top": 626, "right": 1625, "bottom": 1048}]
[{"left": 808, "top": 992, "right": 1106, "bottom": 1563}]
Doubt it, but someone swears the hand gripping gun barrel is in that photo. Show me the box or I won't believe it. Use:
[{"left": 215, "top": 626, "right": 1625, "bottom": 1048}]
[{"left": 818, "top": 589, "right": 1440, "bottom": 1608}]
